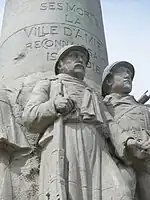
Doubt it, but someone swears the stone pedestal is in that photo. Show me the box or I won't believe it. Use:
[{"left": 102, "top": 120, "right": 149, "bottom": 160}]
[{"left": 0, "top": 0, "right": 108, "bottom": 89}]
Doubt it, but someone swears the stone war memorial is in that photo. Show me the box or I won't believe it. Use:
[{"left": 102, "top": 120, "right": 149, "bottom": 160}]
[{"left": 0, "top": 0, "right": 150, "bottom": 200}]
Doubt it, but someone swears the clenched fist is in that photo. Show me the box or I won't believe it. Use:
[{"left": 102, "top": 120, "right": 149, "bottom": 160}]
[
  {"left": 126, "top": 138, "right": 150, "bottom": 159},
  {"left": 54, "top": 95, "right": 75, "bottom": 115}
]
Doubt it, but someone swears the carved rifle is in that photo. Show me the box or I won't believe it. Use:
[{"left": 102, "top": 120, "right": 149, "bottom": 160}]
[
  {"left": 138, "top": 90, "right": 150, "bottom": 104},
  {"left": 49, "top": 79, "right": 67, "bottom": 200}
]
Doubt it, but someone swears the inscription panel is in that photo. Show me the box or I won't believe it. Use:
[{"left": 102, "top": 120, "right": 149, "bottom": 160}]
[{"left": 0, "top": 0, "right": 108, "bottom": 86}]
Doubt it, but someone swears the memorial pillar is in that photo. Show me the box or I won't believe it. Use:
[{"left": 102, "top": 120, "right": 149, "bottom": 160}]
[{"left": 0, "top": 0, "right": 108, "bottom": 89}]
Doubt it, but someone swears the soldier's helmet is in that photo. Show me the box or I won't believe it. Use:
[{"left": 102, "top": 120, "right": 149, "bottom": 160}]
[
  {"left": 102, "top": 61, "right": 135, "bottom": 97},
  {"left": 55, "top": 45, "right": 90, "bottom": 75}
]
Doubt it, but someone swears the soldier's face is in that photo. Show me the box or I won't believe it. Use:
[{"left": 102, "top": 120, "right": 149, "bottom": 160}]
[
  {"left": 110, "top": 66, "right": 133, "bottom": 94},
  {"left": 60, "top": 50, "right": 87, "bottom": 80}
]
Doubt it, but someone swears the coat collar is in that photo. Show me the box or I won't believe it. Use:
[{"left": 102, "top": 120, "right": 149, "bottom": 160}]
[
  {"left": 104, "top": 93, "right": 138, "bottom": 107},
  {"left": 57, "top": 73, "right": 88, "bottom": 87}
]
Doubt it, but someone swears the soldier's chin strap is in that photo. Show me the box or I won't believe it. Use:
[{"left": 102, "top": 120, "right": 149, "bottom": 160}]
[{"left": 138, "top": 90, "right": 150, "bottom": 104}]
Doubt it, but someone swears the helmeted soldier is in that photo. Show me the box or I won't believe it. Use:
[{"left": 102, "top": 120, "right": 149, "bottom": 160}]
[
  {"left": 23, "top": 46, "right": 134, "bottom": 200},
  {"left": 102, "top": 61, "right": 150, "bottom": 200}
]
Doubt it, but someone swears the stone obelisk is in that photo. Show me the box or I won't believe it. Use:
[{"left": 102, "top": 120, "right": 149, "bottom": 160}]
[
  {"left": 0, "top": 1, "right": 108, "bottom": 200},
  {"left": 0, "top": 0, "right": 108, "bottom": 89}
]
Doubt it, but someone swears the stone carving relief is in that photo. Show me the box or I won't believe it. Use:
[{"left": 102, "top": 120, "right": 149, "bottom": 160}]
[
  {"left": 102, "top": 61, "right": 150, "bottom": 200},
  {"left": 22, "top": 45, "right": 135, "bottom": 200},
  {"left": 0, "top": 45, "right": 149, "bottom": 200},
  {"left": 0, "top": 85, "right": 35, "bottom": 200}
]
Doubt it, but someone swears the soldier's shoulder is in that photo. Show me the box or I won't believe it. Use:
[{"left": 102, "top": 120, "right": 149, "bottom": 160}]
[{"left": 103, "top": 95, "right": 112, "bottom": 105}]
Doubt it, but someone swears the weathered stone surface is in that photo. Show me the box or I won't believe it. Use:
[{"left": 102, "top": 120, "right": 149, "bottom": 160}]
[
  {"left": 102, "top": 61, "right": 150, "bottom": 200},
  {"left": 0, "top": 86, "right": 32, "bottom": 200},
  {"left": 0, "top": 1, "right": 133, "bottom": 200},
  {"left": 0, "top": 1, "right": 107, "bottom": 199},
  {"left": 0, "top": 0, "right": 108, "bottom": 89},
  {"left": 0, "top": 2, "right": 108, "bottom": 198},
  {"left": 22, "top": 45, "right": 135, "bottom": 200},
  {"left": 10, "top": 154, "right": 39, "bottom": 200}
]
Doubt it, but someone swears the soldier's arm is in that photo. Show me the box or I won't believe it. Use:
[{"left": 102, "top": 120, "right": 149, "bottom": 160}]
[
  {"left": 101, "top": 101, "right": 134, "bottom": 163},
  {"left": 108, "top": 121, "right": 134, "bottom": 162},
  {"left": 23, "top": 79, "right": 58, "bottom": 134}
]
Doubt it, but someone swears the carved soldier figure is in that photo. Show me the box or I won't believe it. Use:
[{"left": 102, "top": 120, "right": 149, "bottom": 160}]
[
  {"left": 23, "top": 45, "right": 134, "bottom": 200},
  {"left": 102, "top": 61, "right": 150, "bottom": 200},
  {"left": 0, "top": 85, "right": 31, "bottom": 200}
]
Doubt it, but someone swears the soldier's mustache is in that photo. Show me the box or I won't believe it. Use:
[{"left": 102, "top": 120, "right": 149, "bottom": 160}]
[
  {"left": 75, "top": 61, "right": 83, "bottom": 64},
  {"left": 74, "top": 63, "right": 85, "bottom": 68}
]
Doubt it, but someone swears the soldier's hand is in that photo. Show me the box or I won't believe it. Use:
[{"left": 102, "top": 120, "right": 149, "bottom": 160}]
[
  {"left": 126, "top": 139, "right": 143, "bottom": 150},
  {"left": 137, "top": 149, "right": 150, "bottom": 159},
  {"left": 126, "top": 139, "right": 150, "bottom": 159},
  {"left": 136, "top": 139, "right": 150, "bottom": 159},
  {"left": 54, "top": 95, "right": 75, "bottom": 115},
  {"left": 139, "top": 138, "right": 150, "bottom": 150}
]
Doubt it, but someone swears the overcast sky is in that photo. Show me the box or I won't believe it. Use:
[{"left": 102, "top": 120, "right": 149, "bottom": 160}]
[
  {"left": 0, "top": 0, "right": 150, "bottom": 100},
  {"left": 101, "top": 0, "right": 150, "bottom": 100},
  {"left": 0, "top": 0, "right": 4, "bottom": 31}
]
